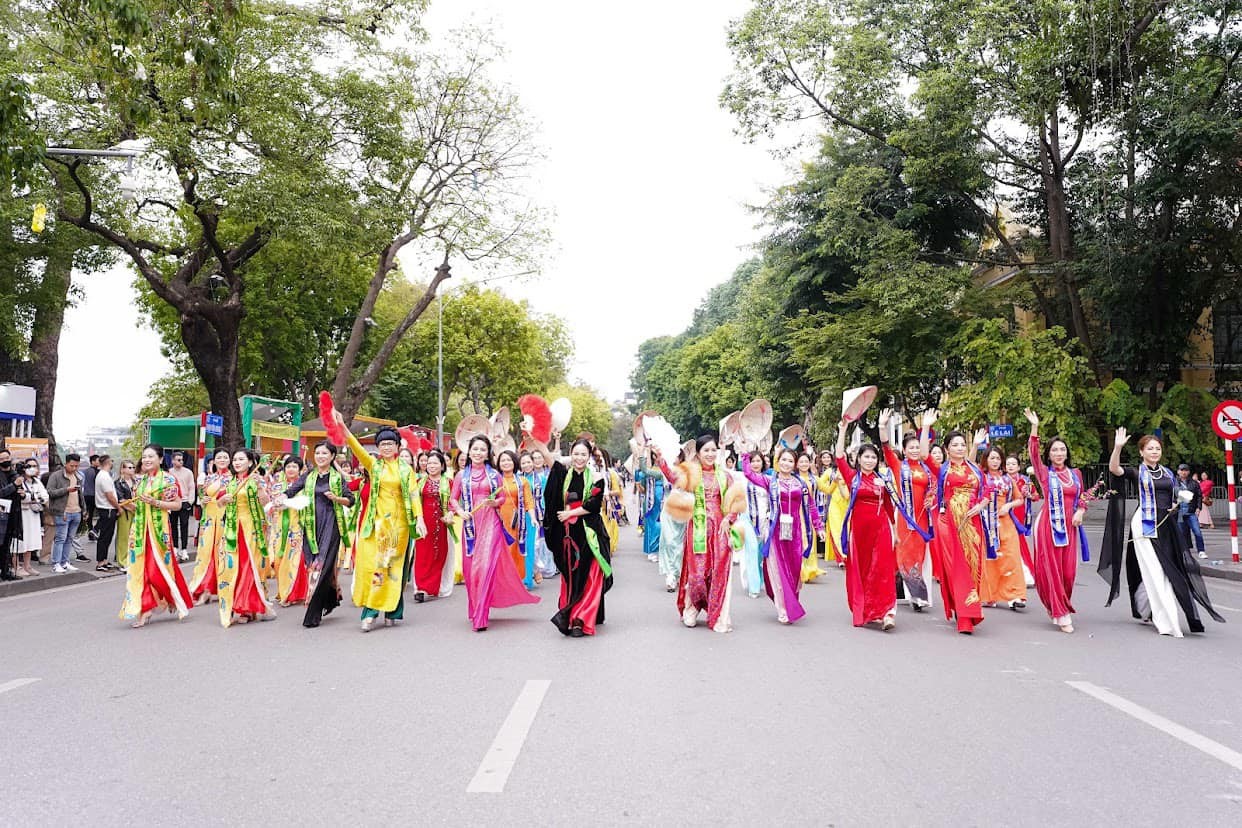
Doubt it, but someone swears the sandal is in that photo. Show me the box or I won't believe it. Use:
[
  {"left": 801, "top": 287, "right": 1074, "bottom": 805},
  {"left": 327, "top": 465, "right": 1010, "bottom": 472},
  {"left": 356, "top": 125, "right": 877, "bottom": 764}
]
[{"left": 131, "top": 612, "right": 152, "bottom": 629}]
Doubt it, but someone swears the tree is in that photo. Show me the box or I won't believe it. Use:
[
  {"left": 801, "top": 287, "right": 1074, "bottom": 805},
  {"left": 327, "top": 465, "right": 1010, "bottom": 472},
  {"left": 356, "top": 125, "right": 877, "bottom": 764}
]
[
  {"left": 368, "top": 283, "right": 570, "bottom": 425},
  {"left": 722, "top": 0, "right": 1236, "bottom": 389},
  {"left": 17, "top": 0, "right": 402, "bottom": 446},
  {"left": 329, "top": 33, "right": 544, "bottom": 422},
  {"left": 547, "top": 383, "right": 613, "bottom": 446},
  {"left": 0, "top": 196, "right": 109, "bottom": 452}
]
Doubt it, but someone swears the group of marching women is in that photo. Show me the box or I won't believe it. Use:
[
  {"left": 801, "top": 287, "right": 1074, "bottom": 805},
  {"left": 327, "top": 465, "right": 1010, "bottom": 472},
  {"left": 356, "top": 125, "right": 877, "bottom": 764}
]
[
  {"left": 118, "top": 403, "right": 617, "bottom": 638},
  {"left": 632, "top": 406, "right": 1221, "bottom": 638}
]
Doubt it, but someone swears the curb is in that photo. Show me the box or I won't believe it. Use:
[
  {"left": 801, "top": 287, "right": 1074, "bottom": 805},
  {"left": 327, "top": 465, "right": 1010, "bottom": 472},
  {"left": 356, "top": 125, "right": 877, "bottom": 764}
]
[
  {"left": 0, "top": 569, "right": 106, "bottom": 599},
  {"left": 1200, "top": 564, "right": 1242, "bottom": 583}
]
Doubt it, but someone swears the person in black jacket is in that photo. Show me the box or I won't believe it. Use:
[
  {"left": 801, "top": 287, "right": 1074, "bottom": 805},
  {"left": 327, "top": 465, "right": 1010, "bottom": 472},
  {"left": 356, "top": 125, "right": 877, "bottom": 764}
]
[
  {"left": 1174, "top": 463, "right": 1206, "bottom": 558},
  {"left": 0, "top": 448, "right": 20, "bottom": 580}
]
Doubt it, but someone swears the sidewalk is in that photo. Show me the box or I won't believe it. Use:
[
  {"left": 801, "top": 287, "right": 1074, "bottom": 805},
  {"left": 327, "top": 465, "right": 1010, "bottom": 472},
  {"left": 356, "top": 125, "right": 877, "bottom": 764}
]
[{"left": 0, "top": 532, "right": 197, "bottom": 600}]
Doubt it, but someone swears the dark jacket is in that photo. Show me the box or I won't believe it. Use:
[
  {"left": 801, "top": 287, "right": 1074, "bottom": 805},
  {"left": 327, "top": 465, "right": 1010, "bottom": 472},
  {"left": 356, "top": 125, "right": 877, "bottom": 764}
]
[{"left": 45, "top": 468, "right": 86, "bottom": 517}]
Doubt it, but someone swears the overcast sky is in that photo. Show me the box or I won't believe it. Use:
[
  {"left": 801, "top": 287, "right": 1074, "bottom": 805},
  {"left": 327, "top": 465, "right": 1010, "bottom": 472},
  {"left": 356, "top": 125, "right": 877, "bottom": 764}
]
[{"left": 52, "top": 0, "right": 792, "bottom": 439}]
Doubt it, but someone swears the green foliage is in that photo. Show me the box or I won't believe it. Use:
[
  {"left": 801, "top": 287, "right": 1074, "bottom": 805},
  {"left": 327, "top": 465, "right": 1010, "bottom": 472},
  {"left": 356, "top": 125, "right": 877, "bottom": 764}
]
[
  {"left": 546, "top": 383, "right": 613, "bottom": 446},
  {"left": 940, "top": 320, "right": 1101, "bottom": 460},
  {"left": 368, "top": 283, "right": 570, "bottom": 426},
  {"left": 1101, "top": 380, "right": 1224, "bottom": 468}
]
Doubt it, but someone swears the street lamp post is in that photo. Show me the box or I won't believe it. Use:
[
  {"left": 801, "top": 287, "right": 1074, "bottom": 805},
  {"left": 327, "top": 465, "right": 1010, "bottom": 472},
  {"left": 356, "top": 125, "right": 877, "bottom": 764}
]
[{"left": 436, "top": 289, "right": 445, "bottom": 450}]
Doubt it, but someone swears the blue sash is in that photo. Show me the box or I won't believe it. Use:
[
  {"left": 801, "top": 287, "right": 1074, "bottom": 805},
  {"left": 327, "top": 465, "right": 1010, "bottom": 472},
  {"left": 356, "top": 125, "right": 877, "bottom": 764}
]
[
  {"left": 459, "top": 466, "right": 503, "bottom": 552},
  {"left": 981, "top": 473, "right": 1005, "bottom": 560},
  {"left": 762, "top": 474, "right": 813, "bottom": 560},
  {"left": 936, "top": 459, "right": 984, "bottom": 513},
  {"left": 897, "top": 460, "right": 934, "bottom": 540},
  {"left": 1047, "top": 466, "right": 1091, "bottom": 562},
  {"left": 841, "top": 470, "right": 910, "bottom": 559},
  {"left": 1137, "top": 464, "right": 1170, "bottom": 539}
]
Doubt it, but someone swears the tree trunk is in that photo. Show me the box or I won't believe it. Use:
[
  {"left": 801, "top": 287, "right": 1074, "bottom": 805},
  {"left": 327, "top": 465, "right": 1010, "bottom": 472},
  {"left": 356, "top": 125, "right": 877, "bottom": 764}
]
[
  {"left": 180, "top": 310, "right": 245, "bottom": 448},
  {"left": 26, "top": 233, "right": 75, "bottom": 455}
]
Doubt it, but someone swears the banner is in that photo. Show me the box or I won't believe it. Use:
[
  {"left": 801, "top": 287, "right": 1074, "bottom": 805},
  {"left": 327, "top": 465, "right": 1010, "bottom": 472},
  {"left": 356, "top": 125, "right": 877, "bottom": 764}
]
[
  {"left": 4, "top": 437, "right": 50, "bottom": 473},
  {"left": 249, "top": 420, "right": 300, "bottom": 441}
]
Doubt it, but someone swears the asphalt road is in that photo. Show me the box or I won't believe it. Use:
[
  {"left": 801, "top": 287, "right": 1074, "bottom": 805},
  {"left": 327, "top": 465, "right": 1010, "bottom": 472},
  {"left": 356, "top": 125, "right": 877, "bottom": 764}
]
[{"left": 4, "top": 507, "right": 1242, "bottom": 826}]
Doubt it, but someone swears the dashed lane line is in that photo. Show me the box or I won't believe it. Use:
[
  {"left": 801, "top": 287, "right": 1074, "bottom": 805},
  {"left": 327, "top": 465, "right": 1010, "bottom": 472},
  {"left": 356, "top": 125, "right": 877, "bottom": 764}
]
[{"left": 467, "top": 679, "right": 551, "bottom": 794}]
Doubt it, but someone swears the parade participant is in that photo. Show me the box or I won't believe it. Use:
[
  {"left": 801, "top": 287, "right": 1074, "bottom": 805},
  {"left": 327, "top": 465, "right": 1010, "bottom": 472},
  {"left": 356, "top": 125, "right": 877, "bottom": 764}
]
[
  {"left": 412, "top": 450, "right": 454, "bottom": 603},
  {"left": 1005, "top": 454, "right": 1038, "bottom": 580},
  {"left": 328, "top": 406, "right": 425, "bottom": 633},
  {"left": 739, "top": 449, "right": 771, "bottom": 598},
  {"left": 1024, "top": 409, "right": 1087, "bottom": 633},
  {"left": 1102, "top": 429, "right": 1223, "bottom": 637},
  {"left": 592, "top": 446, "right": 622, "bottom": 552},
  {"left": 398, "top": 447, "right": 415, "bottom": 467},
  {"left": 979, "top": 446, "right": 1029, "bottom": 610},
  {"left": 797, "top": 453, "right": 829, "bottom": 583},
  {"left": 113, "top": 460, "right": 138, "bottom": 571},
  {"left": 742, "top": 447, "right": 822, "bottom": 623},
  {"left": 518, "top": 451, "right": 547, "bottom": 586},
  {"left": 542, "top": 436, "right": 613, "bottom": 636},
  {"left": 879, "top": 409, "right": 936, "bottom": 611},
  {"left": 655, "top": 435, "right": 735, "bottom": 633},
  {"left": 834, "top": 421, "right": 900, "bottom": 630},
  {"left": 818, "top": 460, "right": 849, "bottom": 569},
  {"left": 934, "top": 428, "right": 988, "bottom": 634},
  {"left": 277, "top": 441, "right": 355, "bottom": 627},
  {"left": 496, "top": 449, "right": 537, "bottom": 588},
  {"left": 658, "top": 452, "right": 691, "bottom": 593},
  {"left": 528, "top": 448, "right": 558, "bottom": 580},
  {"left": 635, "top": 454, "right": 666, "bottom": 563},
  {"left": 214, "top": 448, "right": 275, "bottom": 627},
  {"left": 813, "top": 449, "right": 835, "bottom": 563},
  {"left": 604, "top": 451, "right": 627, "bottom": 546},
  {"left": 119, "top": 444, "right": 192, "bottom": 628},
  {"left": 450, "top": 435, "right": 539, "bottom": 631},
  {"left": 270, "top": 456, "right": 310, "bottom": 607},
  {"left": 452, "top": 451, "right": 468, "bottom": 585},
  {"left": 189, "top": 448, "right": 231, "bottom": 605}
]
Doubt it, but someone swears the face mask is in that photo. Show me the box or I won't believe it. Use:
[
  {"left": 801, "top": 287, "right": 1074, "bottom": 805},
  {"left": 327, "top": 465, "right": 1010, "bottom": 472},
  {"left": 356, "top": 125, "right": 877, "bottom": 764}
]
[
  {"left": 0, "top": 460, "right": 10, "bottom": 470},
  {"left": 26, "top": 468, "right": 38, "bottom": 477}
]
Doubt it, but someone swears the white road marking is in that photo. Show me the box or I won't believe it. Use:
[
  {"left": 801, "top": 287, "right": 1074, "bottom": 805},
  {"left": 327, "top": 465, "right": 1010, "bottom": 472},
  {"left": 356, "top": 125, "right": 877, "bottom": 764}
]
[
  {"left": 1067, "top": 681, "right": 1242, "bottom": 772},
  {"left": 467, "top": 679, "right": 551, "bottom": 794},
  {"left": 0, "top": 678, "right": 40, "bottom": 695}
]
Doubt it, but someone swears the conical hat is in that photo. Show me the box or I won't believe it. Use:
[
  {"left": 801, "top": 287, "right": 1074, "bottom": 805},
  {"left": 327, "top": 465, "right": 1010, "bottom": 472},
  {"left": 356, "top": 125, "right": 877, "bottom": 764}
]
[
  {"left": 490, "top": 406, "right": 511, "bottom": 442},
  {"left": 455, "top": 414, "right": 491, "bottom": 453},
  {"left": 632, "top": 409, "right": 657, "bottom": 443},
  {"left": 740, "top": 399, "right": 773, "bottom": 442},
  {"left": 493, "top": 434, "right": 516, "bottom": 457},
  {"left": 682, "top": 439, "right": 696, "bottom": 463},
  {"left": 718, "top": 410, "right": 743, "bottom": 446},
  {"left": 842, "top": 385, "right": 877, "bottom": 423},
  {"left": 777, "top": 424, "right": 804, "bottom": 450}
]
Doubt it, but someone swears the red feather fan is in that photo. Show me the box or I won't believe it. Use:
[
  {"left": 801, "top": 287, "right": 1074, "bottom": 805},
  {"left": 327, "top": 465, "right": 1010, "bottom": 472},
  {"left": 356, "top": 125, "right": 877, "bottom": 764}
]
[
  {"left": 319, "top": 391, "right": 349, "bottom": 447},
  {"left": 517, "top": 394, "right": 553, "bottom": 443},
  {"left": 398, "top": 427, "right": 418, "bottom": 454}
]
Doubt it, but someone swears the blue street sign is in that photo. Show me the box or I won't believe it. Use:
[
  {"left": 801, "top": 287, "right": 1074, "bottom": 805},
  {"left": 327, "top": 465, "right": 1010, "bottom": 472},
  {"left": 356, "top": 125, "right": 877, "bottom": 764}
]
[
  {"left": 205, "top": 413, "right": 224, "bottom": 437},
  {"left": 988, "top": 423, "right": 1015, "bottom": 439}
]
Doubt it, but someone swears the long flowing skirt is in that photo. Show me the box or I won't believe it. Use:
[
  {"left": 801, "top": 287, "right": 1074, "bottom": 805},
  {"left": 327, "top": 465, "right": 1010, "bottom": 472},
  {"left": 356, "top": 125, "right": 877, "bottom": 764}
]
[
  {"left": 658, "top": 511, "right": 686, "bottom": 590},
  {"left": 895, "top": 519, "right": 931, "bottom": 605},
  {"left": 414, "top": 525, "right": 450, "bottom": 596},
  {"left": 119, "top": 530, "right": 191, "bottom": 621},
  {"left": 677, "top": 518, "right": 733, "bottom": 632},
  {"left": 843, "top": 509, "right": 898, "bottom": 626},
  {"left": 765, "top": 537, "right": 805, "bottom": 623},
  {"left": 934, "top": 508, "right": 985, "bottom": 633},
  {"left": 1030, "top": 513, "right": 1076, "bottom": 622},
  {"left": 737, "top": 517, "right": 764, "bottom": 598},
  {"left": 982, "top": 522, "right": 1028, "bottom": 606},
  {"left": 464, "top": 504, "right": 540, "bottom": 630},
  {"left": 1128, "top": 510, "right": 1223, "bottom": 636},
  {"left": 303, "top": 540, "right": 342, "bottom": 627}
]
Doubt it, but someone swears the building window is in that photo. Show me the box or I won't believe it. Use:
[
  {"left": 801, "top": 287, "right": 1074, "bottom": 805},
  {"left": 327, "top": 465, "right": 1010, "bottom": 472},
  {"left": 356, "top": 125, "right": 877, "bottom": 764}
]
[{"left": 1215, "top": 300, "right": 1242, "bottom": 382}]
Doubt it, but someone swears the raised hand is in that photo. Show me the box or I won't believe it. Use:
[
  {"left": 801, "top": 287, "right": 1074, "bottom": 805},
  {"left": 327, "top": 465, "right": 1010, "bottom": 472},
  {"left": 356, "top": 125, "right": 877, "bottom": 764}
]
[
  {"left": 921, "top": 409, "right": 938, "bottom": 430},
  {"left": 1023, "top": 407, "right": 1039, "bottom": 426},
  {"left": 972, "top": 427, "right": 988, "bottom": 448},
  {"left": 1114, "top": 427, "right": 1130, "bottom": 448},
  {"left": 878, "top": 408, "right": 894, "bottom": 430}
]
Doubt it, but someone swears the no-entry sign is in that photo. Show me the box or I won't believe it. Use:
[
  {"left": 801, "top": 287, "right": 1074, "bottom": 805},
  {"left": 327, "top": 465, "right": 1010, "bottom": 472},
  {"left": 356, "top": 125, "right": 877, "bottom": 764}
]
[{"left": 1212, "top": 400, "right": 1242, "bottom": 441}]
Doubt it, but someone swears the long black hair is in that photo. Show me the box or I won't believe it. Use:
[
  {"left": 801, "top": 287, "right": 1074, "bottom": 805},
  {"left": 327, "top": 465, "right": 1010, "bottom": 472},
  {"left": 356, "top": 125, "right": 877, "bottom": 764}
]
[
  {"left": 695, "top": 434, "right": 718, "bottom": 455},
  {"left": 1043, "top": 437, "right": 1072, "bottom": 469}
]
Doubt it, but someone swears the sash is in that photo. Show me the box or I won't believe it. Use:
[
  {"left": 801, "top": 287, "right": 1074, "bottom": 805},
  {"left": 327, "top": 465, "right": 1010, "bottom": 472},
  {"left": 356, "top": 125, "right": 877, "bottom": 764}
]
[
  {"left": 981, "top": 473, "right": 1005, "bottom": 560},
  {"left": 459, "top": 465, "right": 502, "bottom": 548},
  {"left": 896, "top": 461, "right": 934, "bottom": 540},
  {"left": 1007, "top": 473, "right": 1032, "bottom": 537},
  {"left": 761, "top": 474, "right": 814, "bottom": 560},
  {"left": 1137, "top": 464, "right": 1171, "bottom": 539},
  {"left": 691, "top": 465, "right": 729, "bottom": 555},
  {"left": 503, "top": 474, "right": 528, "bottom": 544},
  {"left": 937, "top": 459, "right": 984, "bottom": 514},
  {"left": 1047, "top": 466, "right": 1091, "bottom": 562},
  {"left": 562, "top": 465, "right": 612, "bottom": 577},
  {"left": 424, "top": 474, "right": 457, "bottom": 544}
]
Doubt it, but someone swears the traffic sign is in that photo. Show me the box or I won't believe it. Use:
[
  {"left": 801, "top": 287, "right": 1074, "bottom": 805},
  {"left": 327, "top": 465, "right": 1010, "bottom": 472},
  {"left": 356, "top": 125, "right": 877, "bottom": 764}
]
[
  {"left": 988, "top": 423, "right": 1015, "bottom": 439},
  {"left": 1212, "top": 400, "right": 1242, "bottom": 441},
  {"left": 205, "top": 413, "right": 224, "bottom": 437}
]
